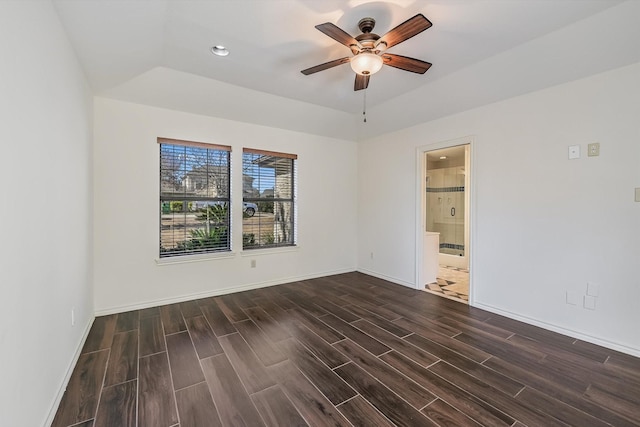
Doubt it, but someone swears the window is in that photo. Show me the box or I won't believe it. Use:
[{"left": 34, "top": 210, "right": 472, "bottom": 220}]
[
  {"left": 242, "top": 148, "right": 297, "bottom": 249},
  {"left": 159, "top": 138, "right": 231, "bottom": 257}
]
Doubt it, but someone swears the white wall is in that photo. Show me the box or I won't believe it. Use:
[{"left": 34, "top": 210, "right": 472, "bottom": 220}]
[
  {"left": 0, "top": 2, "right": 94, "bottom": 426},
  {"left": 358, "top": 62, "right": 640, "bottom": 356},
  {"left": 93, "top": 98, "right": 358, "bottom": 313}
]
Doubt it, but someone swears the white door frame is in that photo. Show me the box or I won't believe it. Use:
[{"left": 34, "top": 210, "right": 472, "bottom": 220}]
[{"left": 414, "top": 136, "right": 476, "bottom": 305}]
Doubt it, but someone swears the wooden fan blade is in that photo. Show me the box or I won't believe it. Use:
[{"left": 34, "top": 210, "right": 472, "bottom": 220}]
[
  {"left": 382, "top": 53, "right": 432, "bottom": 74},
  {"left": 377, "top": 14, "right": 432, "bottom": 49},
  {"left": 301, "top": 57, "right": 350, "bottom": 75},
  {"left": 316, "top": 23, "right": 361, "bottom": 53},
  {"left": 354, "top": 74, "right": 370, "bottom": 91}
]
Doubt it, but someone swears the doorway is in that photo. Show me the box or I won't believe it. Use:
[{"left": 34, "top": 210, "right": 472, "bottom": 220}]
[{"left": 417, "top": 139, "right": 472, "bottom": 304}]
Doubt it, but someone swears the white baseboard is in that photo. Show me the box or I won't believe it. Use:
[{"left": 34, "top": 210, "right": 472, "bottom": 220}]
[
  {"left": 95, "top": 268, "right": 355, "bottom": 316},
  {"left": 356, "top": 268, "right": 640, "bottom": 358},
  {"left": 44, "top": 317, "right": 95, "bottom": 427},
  {"left": 474, "top": 302, "right": 640, "bottom": 358},
  {"left": 356, "top": 268, "right": 416, "bottom": 289}
]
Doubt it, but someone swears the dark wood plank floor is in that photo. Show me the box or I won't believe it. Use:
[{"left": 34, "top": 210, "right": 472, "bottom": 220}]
[{"left": 52, "top": 272, "right": 640, "bottom": 427}]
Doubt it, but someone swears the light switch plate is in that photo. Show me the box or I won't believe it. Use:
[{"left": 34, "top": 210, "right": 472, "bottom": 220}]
[
  {"left": 588, "top": 142, "right": 600, "bottom": 157},
  {"left": 635, "top": 188, "right": 640, "bottom": 202},
  {"left": 568, "top": 145, "right": 580, "bottom": 160},
  {"left": 586, "top": 282, "right": 598, "bottom": 297}
]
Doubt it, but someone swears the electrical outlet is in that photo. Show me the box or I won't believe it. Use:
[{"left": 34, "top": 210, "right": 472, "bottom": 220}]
[
  {"left": 71, "top": 308, "right": 75, "bottom": 327},
  {"left": 584, "top": 295, "right": 597, "bottom": 310},
  {"left": 566, "top": 291, "right": 579, "bottom": 306},
  {"left": 568, "top": 145, "right": 580, "bottom": 160},
  {"left": 370, "top": 252, "right": 374, "bottom": 259},
  {"left": 587, "top": 142, "right": 600, "bottom": 157},
  {"left": 250, "top": 259, "right": 256, "bottom": 268}
]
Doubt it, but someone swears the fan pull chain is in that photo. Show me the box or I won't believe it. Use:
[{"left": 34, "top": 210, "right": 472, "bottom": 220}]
[{"left": 363, "top": 89, "right": 367, "bottom": 123}]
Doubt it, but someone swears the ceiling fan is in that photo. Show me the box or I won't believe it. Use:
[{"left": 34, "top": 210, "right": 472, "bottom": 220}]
[{"left": 301, "top": 14, "right": 433, "bottom": 91}]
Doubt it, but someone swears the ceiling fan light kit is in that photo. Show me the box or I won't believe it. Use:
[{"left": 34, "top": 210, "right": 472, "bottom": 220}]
[
  {"left": 301, "top": 13, "right": 433, "bottom": 91},
  {"left": 350, "top": 52, "right": 383, "bottom": 75}
]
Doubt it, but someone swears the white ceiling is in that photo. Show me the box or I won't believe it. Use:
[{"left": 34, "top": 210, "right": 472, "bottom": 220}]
[{"left": 52, "top": 0, "right": 640, "bottom": 140}]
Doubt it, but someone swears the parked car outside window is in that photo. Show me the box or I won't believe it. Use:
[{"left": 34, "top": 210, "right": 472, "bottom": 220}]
[{"left": 243, "top": 202, "right": 257, "bottom": 217}]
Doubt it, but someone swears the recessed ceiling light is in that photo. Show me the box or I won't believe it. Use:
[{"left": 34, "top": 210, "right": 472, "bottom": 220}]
[
  {"left": 211, "top": 45, "right": 229, "bottom": 57},
  {"left": 440, "top": 156, "right": 447, "bottom": 160}
]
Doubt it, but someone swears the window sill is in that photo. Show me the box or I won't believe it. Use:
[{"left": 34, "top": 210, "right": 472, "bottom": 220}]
[
  {"left": 155, "top": 251, "right": 237, "bottom": 266},
  {"left": 240, "top": 245, "right": 299, "bottom": 257}
]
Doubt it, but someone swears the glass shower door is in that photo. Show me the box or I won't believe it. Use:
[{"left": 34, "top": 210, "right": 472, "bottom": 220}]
[{"left": 425, "top": 145, "right": 467, "bottom": 260}]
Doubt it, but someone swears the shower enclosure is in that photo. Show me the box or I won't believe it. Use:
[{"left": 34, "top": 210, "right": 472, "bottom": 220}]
[{"left": 425, "top": 145, "right": 469, "bottom": 269}]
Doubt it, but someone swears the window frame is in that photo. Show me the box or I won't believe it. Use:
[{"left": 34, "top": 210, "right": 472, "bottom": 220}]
[
  {"left": 158, "top": 137, "right": 232, "bottom": 258},
  {"left": 242, "top": 147, "right": 297, "bottom": 250}
]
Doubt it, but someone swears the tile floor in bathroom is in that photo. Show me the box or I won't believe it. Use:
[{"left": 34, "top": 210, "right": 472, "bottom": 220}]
[{"left": 425, "top": 265, "right": 469, "bottom": 303}]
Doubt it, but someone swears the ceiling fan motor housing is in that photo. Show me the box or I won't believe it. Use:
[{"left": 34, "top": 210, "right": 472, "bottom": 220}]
[{"left": 356, "top": 17, "right": 380, "bottom": 50}]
